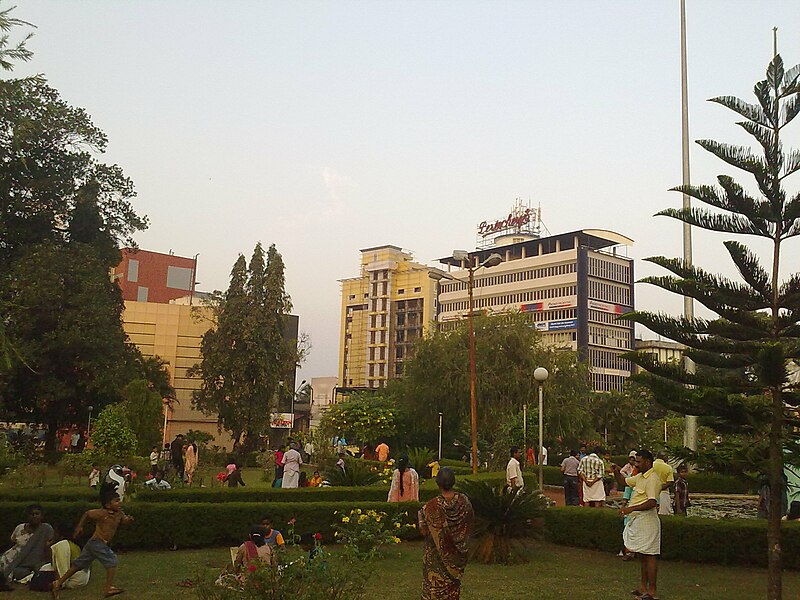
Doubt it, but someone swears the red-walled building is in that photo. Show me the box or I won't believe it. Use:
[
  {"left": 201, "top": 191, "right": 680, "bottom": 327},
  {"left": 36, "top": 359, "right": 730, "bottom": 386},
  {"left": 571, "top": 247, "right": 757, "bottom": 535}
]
[{"left": 114, "top": 248, "right": 198, "bottom": 304}]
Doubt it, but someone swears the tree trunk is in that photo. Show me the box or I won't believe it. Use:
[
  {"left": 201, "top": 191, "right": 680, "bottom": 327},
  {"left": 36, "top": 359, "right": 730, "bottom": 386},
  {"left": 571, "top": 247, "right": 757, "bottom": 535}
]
[{"left": 767, "top": 387, "right": 783, "bottom": 600}]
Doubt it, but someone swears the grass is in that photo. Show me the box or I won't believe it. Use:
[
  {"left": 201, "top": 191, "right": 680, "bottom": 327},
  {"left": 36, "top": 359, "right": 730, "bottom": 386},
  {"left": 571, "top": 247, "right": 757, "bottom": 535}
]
[{"left": 5, "top": 541, "right": 799, "bottom": 600}]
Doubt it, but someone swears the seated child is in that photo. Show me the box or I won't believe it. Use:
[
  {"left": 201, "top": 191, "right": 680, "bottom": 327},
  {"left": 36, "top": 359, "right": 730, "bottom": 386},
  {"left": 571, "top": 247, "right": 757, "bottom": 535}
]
[
  {"left": 226, "top": 463, "right": 245, "bottom": 488},
  {"left": 259, "top": 516, "right": 285, "bottom": 549},
  {"left": 144, "top": 471, "right": 172, "bottom": 490},
  {"left": 234, "top": 527, "right": 274, "bottom": 569},
  {"left": 308, "top": 471, "right": 323, "bottom": 487},
  {"left": 88, "top": 466, "right": 100, "bottom": 489}
]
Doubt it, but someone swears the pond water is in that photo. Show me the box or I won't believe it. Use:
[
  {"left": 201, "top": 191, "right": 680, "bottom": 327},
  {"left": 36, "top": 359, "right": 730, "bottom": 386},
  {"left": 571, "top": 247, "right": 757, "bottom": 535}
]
[{"left": 605, "top": 496, "right": 759, "bottom": 520}]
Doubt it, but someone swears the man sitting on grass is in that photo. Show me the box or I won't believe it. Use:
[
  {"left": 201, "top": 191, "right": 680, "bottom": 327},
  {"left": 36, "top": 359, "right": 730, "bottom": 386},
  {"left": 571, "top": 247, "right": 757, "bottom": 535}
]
[{"left": 143, "top": 471, "right": 172, "bottom": 491}]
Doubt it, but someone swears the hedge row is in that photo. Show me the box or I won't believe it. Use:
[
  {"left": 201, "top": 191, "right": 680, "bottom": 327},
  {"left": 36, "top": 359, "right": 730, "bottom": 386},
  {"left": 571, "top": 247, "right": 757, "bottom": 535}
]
[
  {"left": 543, "top": 506, "right": 800, "bottom": 569},
  {"left": 137, "top": 486, "right": 440, "bottom": 504},
  {"left": 0, "top": 501, "right": 420, "bottom": 550}
]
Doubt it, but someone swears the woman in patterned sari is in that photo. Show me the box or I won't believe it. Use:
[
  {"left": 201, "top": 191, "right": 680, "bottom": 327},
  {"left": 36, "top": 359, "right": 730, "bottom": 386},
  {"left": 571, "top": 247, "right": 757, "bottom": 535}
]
[{"left": 418, "top": 468, "right": 474, "bottom": 600}]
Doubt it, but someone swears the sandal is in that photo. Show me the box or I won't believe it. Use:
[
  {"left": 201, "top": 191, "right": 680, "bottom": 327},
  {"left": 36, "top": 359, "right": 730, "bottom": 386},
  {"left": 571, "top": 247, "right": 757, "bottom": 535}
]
[
  {"left": 104, "top": 588, "right": 125, "bottom": 597},
  {"left": 640, "top": 595, "right": 659, "bottom": 600},
  {"left": 631, "top": 591, "right": 644, "bottom": 598},
  {"left": 177, "top": 580, "right": 194, "bottom": 588}
]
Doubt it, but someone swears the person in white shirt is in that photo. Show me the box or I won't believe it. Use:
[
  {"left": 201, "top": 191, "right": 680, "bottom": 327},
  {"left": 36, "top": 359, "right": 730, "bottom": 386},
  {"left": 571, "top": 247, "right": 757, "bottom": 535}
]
[
  {"left": 539, "top": 446, "right": 548, "bottom": 466},
  {"left": 506, "top": 446, "right": 524, "bottom": 489},
  {"left": 149, "top": 446, "right": 159, "bottom": 477},
  {"left": 281, "top": 443, "right": 303, "bottom": 488},
  {"left": 144, "top": 471, "right": 172, "bottom": 490}
]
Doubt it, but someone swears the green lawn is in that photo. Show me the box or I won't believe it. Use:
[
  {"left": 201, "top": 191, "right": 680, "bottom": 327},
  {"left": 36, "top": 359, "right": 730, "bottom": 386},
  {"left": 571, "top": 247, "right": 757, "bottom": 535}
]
[{"left": 6, "top": 542, "right": 799, "bottom": 600}]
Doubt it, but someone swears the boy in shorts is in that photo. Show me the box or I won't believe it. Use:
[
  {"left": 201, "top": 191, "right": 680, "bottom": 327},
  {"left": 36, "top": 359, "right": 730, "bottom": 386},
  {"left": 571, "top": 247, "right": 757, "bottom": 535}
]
[{"left": 52, "top": 484, "right": 134, "bottom": 598}]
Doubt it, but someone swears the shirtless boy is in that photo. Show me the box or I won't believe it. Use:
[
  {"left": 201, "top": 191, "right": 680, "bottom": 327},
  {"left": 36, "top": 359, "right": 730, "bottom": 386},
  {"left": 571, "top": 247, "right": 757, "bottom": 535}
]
[{"left": 52, "top": 485, "right": 134, "bottom": 598}]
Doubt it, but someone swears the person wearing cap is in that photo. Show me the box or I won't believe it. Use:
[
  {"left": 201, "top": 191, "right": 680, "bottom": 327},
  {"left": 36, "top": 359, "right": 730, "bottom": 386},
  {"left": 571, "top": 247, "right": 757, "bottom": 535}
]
[{"left": 621, "top": 451, "right": 637, "bottom": 478}]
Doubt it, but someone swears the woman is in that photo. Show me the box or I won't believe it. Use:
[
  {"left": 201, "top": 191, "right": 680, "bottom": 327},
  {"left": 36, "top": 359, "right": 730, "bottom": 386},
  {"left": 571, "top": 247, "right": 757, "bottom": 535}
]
[
  {"left": 30, "top": 523, "right": 89, "bottom": 592},
  {"left": 0, "top": 504, "right": 54, "bottom": 588},
  {"left": 418, "top": 468, "right": 474, "bottom": 600},
  {"left": 184, "top": 442, "right": 199, "bottom": 485},
  {"left": 387, "top": 457, "right": 419, "bottom": 502},
  {"left": 273, "top": 446, "right": 286, "bottom": 485},
  {"left": 234, "top": 527, "right": 274, "bottom": 569}
]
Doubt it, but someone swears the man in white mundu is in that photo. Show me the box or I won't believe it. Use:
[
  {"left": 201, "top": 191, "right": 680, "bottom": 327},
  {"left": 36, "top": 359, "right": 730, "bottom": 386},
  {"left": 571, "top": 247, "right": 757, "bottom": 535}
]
[
  {"left": 578, "top": 446, "right": 606, "bottom": 507},
  {"left": 281, "top": 443, "right": 303, "bottom": 488}
]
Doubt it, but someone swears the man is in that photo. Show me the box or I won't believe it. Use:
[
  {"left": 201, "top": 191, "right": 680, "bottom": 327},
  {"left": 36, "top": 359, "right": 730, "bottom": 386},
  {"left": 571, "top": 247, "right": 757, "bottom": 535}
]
[
  {"left": 560, "top": 449, "right": 580, "bottom": 506},
  {"left": 653, "top": 452, "right": 674, "bottom": 516},
  {"left": 578, "top": 446, "right": 606, "bottom": 507},
  {"left": 375, "top": 440, "right": 390, "bottom": 463},
  {"left": 578, "top": 444, "right": 587, "bottom": 459},
  {"left": 612, "top": 450, "right": 661, "bottom": 600},
  {"left": 144, "top": 471, "right": 171, "bottom": 490},
  {"left": 170, "top": 434, "right": 185, "bottom": 481},
  {"left": 303, "top": 440, "right": 314, "bottom": 463},
  {"left": 539, "top": 445, "right": 548, "bottom": 466},
  {"left": 281, "top": 442, "right": 303, "bottom": 488},
  {"left": 506, "top": 446, "right": 524, "bottom": 490}
]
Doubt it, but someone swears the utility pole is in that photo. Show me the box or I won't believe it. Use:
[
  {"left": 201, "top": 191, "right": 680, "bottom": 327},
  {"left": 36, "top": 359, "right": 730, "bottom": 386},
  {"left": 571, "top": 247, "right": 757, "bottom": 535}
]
[{"left": 680, "top": 0, "right": 697, "bottom": 451}]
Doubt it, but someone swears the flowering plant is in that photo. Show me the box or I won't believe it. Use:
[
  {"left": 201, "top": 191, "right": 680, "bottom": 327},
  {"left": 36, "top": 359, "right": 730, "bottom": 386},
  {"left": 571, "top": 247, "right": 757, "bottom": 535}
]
[{"left": 332, "top": 508, "right": 414, "bottom": 558}]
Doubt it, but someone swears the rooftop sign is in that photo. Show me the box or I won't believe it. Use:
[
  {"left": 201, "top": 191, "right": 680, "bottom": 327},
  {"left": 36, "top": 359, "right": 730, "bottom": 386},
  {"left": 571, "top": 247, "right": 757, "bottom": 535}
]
[{"left": 477, "top": 208, "right": 532, "bottom": 238}]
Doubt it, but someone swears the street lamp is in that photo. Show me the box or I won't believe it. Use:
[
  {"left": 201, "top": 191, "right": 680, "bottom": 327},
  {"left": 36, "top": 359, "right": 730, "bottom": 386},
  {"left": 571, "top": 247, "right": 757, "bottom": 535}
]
[
  {"left": 86, "top": 405, "right": 94, "bottom": 434},
  {"left": 534, "top": 367, "right": 549, "bottom": 492},
  {"left": 434, "top": 251, "right": 504, "bottom": 474}
]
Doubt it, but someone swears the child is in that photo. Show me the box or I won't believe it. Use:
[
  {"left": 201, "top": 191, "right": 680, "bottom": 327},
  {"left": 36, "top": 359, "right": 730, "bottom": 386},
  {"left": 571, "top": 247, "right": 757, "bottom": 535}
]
[
  {"left": 673, "top": 463, "right": 690, "bottom": 516},
  {"left": 226, "top": 463, "right": 245, "bottom": 488},
  {"left": 51, "top": 483, "right": 134, "bottom": 599},
  {"left": 149, "top": 446, "right": 159, "bottom": 477},
  {"left": 336, "top": 453, "right": 346, "bottom": 472},
  {"left": 308, "top": 470, "right": 323, "bottom": 487},
  {"left": 427, "top": 459, "right": 441, "bottom": 478},
  {"left": 259, "top": 516, "right": 286, "bottom": 549},
  {"left": 88, "top": 466, "right": 100, "bottom": 489}
]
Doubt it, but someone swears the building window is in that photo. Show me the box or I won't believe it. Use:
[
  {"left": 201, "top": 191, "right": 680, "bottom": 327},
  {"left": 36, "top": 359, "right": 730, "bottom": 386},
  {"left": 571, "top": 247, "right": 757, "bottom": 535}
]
[
  {"left": 398, "top": 289, "right": 405, "bottom": 295},
  {"left": 414, "top": 287, "right": 421, "bottom": 293},
  {"left": 128, "top": 259, "right": 139, "bottom": 283},
  {"left": 137, "top": 286, "right": 149, "bottom": 302}
]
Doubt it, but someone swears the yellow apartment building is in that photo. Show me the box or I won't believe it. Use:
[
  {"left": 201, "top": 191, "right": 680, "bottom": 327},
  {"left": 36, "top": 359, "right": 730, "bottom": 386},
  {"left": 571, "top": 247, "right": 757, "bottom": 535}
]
[
  {"left": 339, "top": 245, "right": 439, "bottom": 390},
  {"left": 122, "top": 300, "right": 234, "bottom": 448}
]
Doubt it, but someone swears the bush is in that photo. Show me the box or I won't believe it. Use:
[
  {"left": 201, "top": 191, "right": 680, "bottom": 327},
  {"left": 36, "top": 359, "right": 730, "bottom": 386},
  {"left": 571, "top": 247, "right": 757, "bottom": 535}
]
[
  {"left": 135, "top": 486, "right": 438, "bottom": 504},
  {"left": 0, "top": 487, "right": 97, "bottom": 502},
  {"left": 543, "top": 506, "right": 800, "bottom": 569},
  {"left": 91, "top": 404, "right": 138, "bottom": 457},
  {"left": 405, "top": 447, "right": 435, "bottom": 478},
  {"left": 332, "top": 508, "right": 412, "bottom": 558},
  {"left": 324, "top": 460, "right": 382, "bottom": 487}
]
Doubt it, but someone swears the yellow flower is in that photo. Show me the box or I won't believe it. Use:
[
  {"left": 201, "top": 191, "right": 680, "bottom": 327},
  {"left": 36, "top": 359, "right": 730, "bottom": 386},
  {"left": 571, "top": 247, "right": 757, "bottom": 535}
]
[
  {"left": 392, "top": 537, "right": 401, "bottom": 544},
  {"left": 341, "top": 516, "right": 350, "bottom": 523},
  {"left": 394, "top": 522, "right": 401, "bottom": 529}
]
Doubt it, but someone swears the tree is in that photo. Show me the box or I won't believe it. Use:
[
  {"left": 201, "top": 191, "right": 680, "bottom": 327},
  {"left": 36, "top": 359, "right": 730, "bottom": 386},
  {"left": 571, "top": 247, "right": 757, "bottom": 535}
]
[
  {"left": 320, "top": 392, "right": 397, "bottom": 444},
  {"left": 0, "top": 3, "right": 34, "bottom": 73},
  {"left": 395, "top": 312, "right": 592, "bottom": 450},
  {"left": 120, "top": 379, "right": 163, "bottom": 455},
  {"left": 625, "top": 56, "right": 800, "bottom": 600},
  {"left": 191, "top": 243, "right": 298, "bottom": 452},
  {"left": 90, "top": 403, "right": 138, "bottom": 459}
]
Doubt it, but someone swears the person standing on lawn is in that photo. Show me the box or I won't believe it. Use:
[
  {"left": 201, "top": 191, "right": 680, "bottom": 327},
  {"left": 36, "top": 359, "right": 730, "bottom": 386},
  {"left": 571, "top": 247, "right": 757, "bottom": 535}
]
[
  {"left": 612, "top": 449, "right": 661, "bottom": 600},
  {"left": 418, "top": 468, "right": 474, "bottom": 600},
  {"left": 505, "top": 446, "right": 524, "bottom": 490},
  {"left": 281, "top": 443, "right": 303, "bottom": 488},
  {"left": 578, "top": 446, "right": 606, "bottom": 507},
  {"left": 52, "top": 483, "right": 134, "bottom": 599},
  {"left": 184, "top": 442, "right": 198, "bottom": 486},
  {"left": 387, "top": 457, "right": 419, "bottom": 502},
  {"left": 672, "top": 463, "right": 690, "bottom": 516},
  {"left": 560, "top": 449, "right": 580, "bottom": 506},
  {"left": 170, "top": 434, "right": 185, "bottom": 482},
  {"left": 375, "top": 440, "right": 390, "bottom": 463}
]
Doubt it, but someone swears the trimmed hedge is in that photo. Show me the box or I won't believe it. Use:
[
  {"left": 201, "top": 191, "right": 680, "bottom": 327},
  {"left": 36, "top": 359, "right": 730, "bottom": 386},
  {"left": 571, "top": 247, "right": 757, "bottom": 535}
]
[
  {"left": 0, "top": 501, "right": 421, "bottom": 550},
  {"left": 136, "top": 486, "right": 440, "bottom": 504},
  {"left": 544, "top": 506, "right": 800, "bottom": 569},
  {"left": 0, "top": 487, "right": 98, "bottom": 502}
]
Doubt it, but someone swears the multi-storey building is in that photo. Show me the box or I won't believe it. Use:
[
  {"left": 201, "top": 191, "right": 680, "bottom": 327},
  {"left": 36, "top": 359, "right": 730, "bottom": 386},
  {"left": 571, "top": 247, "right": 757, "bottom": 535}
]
[
  {"left": 437, "top": 225, "right": 635, "bottom": 392},
  {"left": 113, "top": 248, "right": 199, "bottom": 304},
  {"left": 338, "top": 245, "right": 439, "bottom": 390}
]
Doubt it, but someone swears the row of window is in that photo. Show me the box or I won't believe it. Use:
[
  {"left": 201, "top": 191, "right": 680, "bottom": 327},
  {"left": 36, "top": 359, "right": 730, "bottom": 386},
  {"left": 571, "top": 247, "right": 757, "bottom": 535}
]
[
  {"left": 588, "top": 256, "right": 631, "bottom": 284},
  {"left": 440, "top": 263, "right": 577, "bottom": 294},
  {"left": 588, "top": 324, "right": 633, "bottom": 349},
  {"left": 592, "top": 373, "right": 627, "bottom": 393},
  {"left": 541, "top": 331, "right": 577, "bottom": 346},
  {"left": 588, "top": 347, "right": 632, "bottom": 372},
  {"left": 588, "top": 309, "right": 628, "bottom": 325},
  {"left": 588, "top": 279, "right": 631, "bottom": 306},
  {"left": 440, "top": 285, "right": 577, "bottom": 313}
]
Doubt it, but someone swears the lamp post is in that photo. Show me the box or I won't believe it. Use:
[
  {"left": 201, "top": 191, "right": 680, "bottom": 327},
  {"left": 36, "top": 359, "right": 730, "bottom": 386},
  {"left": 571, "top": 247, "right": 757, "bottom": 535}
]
[
  {"left": 438, "top": 412, "right": 443, "bottom": 461},
  {"left": 534, "top": 367, "right": 549, "bottom": 491},
  {"left": 87, "top": 405, "right": 94, "bottom": 435}
]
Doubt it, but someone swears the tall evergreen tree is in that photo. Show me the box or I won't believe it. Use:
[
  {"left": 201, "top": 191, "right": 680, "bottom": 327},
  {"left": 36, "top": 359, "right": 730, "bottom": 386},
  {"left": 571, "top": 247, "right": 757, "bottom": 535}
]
[
  {"left": 192, "top": 244, "right": 297, "bottom": 452},
  {"left": 626, "top": 56, "right": 800, "bottom": 600}
]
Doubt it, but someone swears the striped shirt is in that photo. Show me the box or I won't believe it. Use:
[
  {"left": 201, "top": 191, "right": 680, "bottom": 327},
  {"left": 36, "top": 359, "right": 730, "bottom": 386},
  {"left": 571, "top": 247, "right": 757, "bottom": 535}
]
[{"left": 578, "top": 453, "right": 605, "bottom": 481}]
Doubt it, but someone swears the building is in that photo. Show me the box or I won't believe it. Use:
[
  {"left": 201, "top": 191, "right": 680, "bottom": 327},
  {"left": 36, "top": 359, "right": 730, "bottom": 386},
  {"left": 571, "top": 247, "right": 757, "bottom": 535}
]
[
  {"left": 113, "top": 248, "right": 199, "bottom": 304},
  {"left": 309, "top": 376, "right": 339, "bottom": 429},
  {"left": 634, "top": 339, "right": 685, "bottom": 372},
  {"left": 437, "top": 206, "right": 634, "bottom": 392},
  {"left": 338, "top": 245, "right": 439, "bottom": 390}
]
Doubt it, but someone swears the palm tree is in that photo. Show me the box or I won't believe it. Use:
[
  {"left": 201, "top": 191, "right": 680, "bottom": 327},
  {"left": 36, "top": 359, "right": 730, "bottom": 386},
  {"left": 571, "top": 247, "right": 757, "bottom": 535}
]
[{"left": 626, "top": 55, "right": 800, "bottom": 600}]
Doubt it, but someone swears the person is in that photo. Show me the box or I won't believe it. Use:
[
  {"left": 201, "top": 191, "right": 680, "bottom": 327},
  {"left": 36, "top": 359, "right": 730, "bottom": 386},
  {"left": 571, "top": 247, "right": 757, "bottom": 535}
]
[
  {"left": 539, "top": 445, "right": 548, "bottom": 466},
  {"left": 757, "top": 473, "right": 789, "bottom": 519},
  {"left": 361, "top": 443, "right": 376, "bottom": 461},
  {"left": 184, "top": 442, "right": 198, "bottom": 486},
  {"left": 375, "top": 440, "right": 390, "bottom": 463},
  {"left": 418, "top": 468, "right": 474, "bottom": 600},
  {"left": 308, "top": 471, "right": 323, "bottom": 487},
  {"left": 69, "top": 429, "right": 80, "bottom": 454},
  {"left": 88, "top": 466, "right": 101, "bottom": 489},
  {"left": 281, "top": 443, "right": 303, "bottom": 488},
  {"left": 58, "top": 430, "right": 71, "bottom": 454},
  {"left": 259, "top": 516, "right": 286, "bottom": 549},
  {"left": 652, "top": 453, "right": 674, "bottom": 516},
  {"left": 149, "top": 446, "right": 159, "bottom": 477},
  {"left": 144, "top": 471, "right": 172, "bottom": 490},
  {"left": 336, "top": 453, "right": 346, "bottom": 472},
  {"left": 578, "top": 446, "right": 606, "bottom": 507},
  {"left": 612, "top": 450, "right": 661, "bottom": 600},
  {"left": 335, "top": 436, "right": 347, "bottom": 455},
  {"left": 673, "top": 463, "right": 690, "bottom": 516},
  {"left": 32, "top": 524, "right": 89, "bottom": 592},
  {"left": 786, "top": 501, "right": 800, "bottom": 521},
  {"left": 525, "top": 446, "right": 535, "bottom": 466},
  {"left": 51, "top": 483, "right": 134, "bottom": 599},
  {"left": 159, "top": 444, "right": 171, "bottom": 471},
  {"left": 388, "top": 457, "right": 420, "bottom": 502},
  {"left": 303, "top": 440, "right": 314, "bottom": 463},
  {"left": 226, "top": 463, "right": 246, "bottom": 488},
  {"left": 298, "top": 471, "right": 309, "bottom": 488},
  {"left": 105, "top": 466, "right": 127, "bottom": 502},
  {"left": 170, "top": 434, "right": 185, "bottom": 481},
  {"left": 620, "top": 451, "right": 637, "bottom": 478},
  {"left": 560, "top": 449, "right": 580, "bottom": 506},
  {"left": 0, "top": 504, "right": 54, "bottom": 589},
  {"left": 427, "top": 459, "right": 441, "bottom": 478},
  {"left": 505, "top": 446, "right": 524, "bottom": 490},
  {"left": 579, "top": 444, "right": 587, "bottom": 459},
  {"left": 274, "top": 446, "right": 285, "bottom": 485},
  {"left": 234, "top": 527, "right": 274, "bottom": 570}
]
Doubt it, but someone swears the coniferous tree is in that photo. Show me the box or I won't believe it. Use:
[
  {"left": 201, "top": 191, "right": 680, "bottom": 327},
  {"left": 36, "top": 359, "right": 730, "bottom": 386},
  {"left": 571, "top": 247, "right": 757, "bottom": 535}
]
[{"left": 626, "top": 56, "right": 800, "bottom": 600}]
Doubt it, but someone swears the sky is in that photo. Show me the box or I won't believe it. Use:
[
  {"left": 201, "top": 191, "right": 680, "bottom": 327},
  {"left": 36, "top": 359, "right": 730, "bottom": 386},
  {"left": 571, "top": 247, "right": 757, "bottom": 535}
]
[{"left": 10, "top": 0, "right": 800, "bottom": 383}]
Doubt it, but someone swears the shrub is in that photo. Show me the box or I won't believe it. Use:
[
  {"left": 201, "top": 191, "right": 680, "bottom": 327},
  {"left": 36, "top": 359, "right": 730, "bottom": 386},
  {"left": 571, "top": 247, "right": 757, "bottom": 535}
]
[
  {"left": 135, "top": 486, "right": 433, "bottom": 504},
  {"left": 0, "top": 437, "right": 23, "bottom": 475},
  {"left": 457, "top": 479, "right": 548, "bottom": 564},
  {"left": 406, "top": 447, "right": 436, "bottom": 478},
  {"left": 55, "top": 453, "right": 95, "bottom": 485},
  {"left": 324, "top": 459, "right": 381, "bottom": 487},
  {"left": 332, "top": 507, "right": 413, "bottom": 558},
  {"left": 91, "top": 404, "right": 138, "bottom": 458}
]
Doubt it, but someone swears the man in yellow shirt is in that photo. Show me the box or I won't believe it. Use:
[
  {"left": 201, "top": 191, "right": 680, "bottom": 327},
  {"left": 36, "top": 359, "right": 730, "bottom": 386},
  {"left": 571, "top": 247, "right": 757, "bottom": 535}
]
[{"left": 613, "top": 449, "right": 661, "bottom": 600}]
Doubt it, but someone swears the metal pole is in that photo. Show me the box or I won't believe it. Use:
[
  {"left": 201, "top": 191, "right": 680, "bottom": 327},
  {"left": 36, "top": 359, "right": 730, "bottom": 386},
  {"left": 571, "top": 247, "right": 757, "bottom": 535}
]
[
  {"left": 680, "top": 0, "right": 697, "bottom": 450},
  {"left": 468, "top": 266, "right": 479, "bottom": 475},
  {"left": 538, "top": 384, "right": 544, "bottom": 492},
  {"left": 87, "top": 408, "right": 93, "bottom": 435},
  {"left": 438, "top": 412, "right": 443, "bottom": 461},
  {"left": 523, "top": 403, "right": 528, "bottom": 459}
]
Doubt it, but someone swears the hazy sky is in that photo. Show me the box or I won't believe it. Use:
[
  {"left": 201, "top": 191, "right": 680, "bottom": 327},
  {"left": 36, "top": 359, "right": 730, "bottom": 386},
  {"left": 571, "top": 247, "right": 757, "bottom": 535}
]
[{"left": 12, "top": 1, "right": 800, "bottom": 382}]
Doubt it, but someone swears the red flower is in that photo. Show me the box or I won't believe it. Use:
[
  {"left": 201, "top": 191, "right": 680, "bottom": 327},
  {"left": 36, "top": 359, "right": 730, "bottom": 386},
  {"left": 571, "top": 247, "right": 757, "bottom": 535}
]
[
  {"left": 287, "top": 518, "right": 296, "bottom": 526},
  {"left": 248, "top": 564, "right": 256, "bottom": 572},
  {"left": 313, "top": 532, "right": 322, "bottom": 541}
]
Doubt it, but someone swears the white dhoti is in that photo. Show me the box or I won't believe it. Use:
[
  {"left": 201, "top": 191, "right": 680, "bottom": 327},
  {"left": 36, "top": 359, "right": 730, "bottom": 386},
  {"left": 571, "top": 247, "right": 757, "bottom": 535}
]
[
  {"left": 658, "top": 490, "right": 672, "bottom": 515},
  {"left": 582, "top": 480, "right": 606, "bottom": 502},
  {"left": 281, "top": 470, "right": 300, "bottom": 488},
  {"left": 623, "top": 509, "right": 661, "bottom": 555}
]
